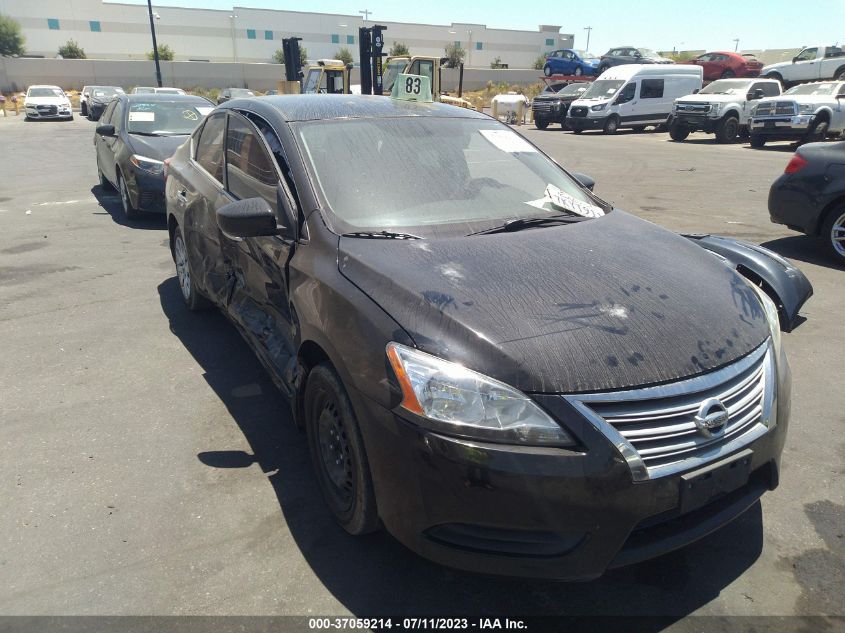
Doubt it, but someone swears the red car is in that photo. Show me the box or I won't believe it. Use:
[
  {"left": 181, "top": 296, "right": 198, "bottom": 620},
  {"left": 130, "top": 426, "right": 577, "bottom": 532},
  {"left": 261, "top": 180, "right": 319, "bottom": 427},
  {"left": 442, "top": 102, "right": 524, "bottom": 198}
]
[{"left": 683, "top": 51, "right": 763, "bottom": 80}]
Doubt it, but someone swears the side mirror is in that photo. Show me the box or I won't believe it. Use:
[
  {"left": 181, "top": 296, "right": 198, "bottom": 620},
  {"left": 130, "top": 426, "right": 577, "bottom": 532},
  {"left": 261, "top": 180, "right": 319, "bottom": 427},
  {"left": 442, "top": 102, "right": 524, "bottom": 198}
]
[
  {"left": 216, "top": 198, "right": 281, "bottom": 238},
  {"left": 792, "top": 57, "right": 798, "bottom": 63},
  {"left": 96, "top": 124, "right": 115, "bottom": 136},
  {"left": 751, "top": 88, "right": 765, "bottom": 100},
  {"left": 571, "top": 172, "right": 595, "bottom": 191},
  {"left": 693, "top": 88, "right": 700, "bottom": 94}
]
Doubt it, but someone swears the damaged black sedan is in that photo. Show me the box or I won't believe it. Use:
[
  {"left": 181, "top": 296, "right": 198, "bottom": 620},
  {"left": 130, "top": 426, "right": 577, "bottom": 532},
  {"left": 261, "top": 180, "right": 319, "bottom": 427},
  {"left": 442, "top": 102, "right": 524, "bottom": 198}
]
[{"left": 164, "top": 94, "right": 811, "bottom": 580}]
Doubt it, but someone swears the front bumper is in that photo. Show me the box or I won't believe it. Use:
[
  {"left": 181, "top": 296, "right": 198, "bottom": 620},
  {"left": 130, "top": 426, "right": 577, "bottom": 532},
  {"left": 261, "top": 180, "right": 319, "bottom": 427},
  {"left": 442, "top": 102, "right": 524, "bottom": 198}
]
[
  {"left": 25, "top": 105, "right": 73, "bottom": 119},
  {"left": 566, "top": 114, "right": 608, "bottom": 131},
  {"left": 350, "top": 350, "right": 791, "bottom": 580},
  {"left": 127, "top": 168, "right": 166, "bottom": 213},
  {"left": 750, "top": 115, "right": 814, "bottom": 140},
  {"left": 674, "top": 113, "right": 722, "bottom": 133}
]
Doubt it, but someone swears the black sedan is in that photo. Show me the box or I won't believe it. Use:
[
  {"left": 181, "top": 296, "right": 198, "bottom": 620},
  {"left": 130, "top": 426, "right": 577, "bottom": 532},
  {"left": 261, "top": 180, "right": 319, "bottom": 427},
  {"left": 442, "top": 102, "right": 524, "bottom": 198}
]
[
  {"left": 86, "top": 86, "right": 123, "bottom": 121},
  {"left": 597, "top": 46, "right": 674, "bottom": 74},
  {"left": 94, "top": 94, "right": 214, "bottom": 219},
  {"left": 531, "top": 82, "right": 589, "bottom": 129},
  {"left": 769, "top": 140, "right": 845, "bottom": 264},
  {"left": 165, "top": 94, "right": 809, "bottom": 580}
]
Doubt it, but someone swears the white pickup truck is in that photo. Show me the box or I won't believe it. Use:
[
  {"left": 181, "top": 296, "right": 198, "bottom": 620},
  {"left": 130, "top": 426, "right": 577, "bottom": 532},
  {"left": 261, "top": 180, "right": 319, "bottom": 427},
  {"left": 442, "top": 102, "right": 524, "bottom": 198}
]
[
  {"left": 748, "top": 80, "right": 845, "bottom": 147},
  {"left": 762, "top": 45, "right": 845, "bottom": 85}
]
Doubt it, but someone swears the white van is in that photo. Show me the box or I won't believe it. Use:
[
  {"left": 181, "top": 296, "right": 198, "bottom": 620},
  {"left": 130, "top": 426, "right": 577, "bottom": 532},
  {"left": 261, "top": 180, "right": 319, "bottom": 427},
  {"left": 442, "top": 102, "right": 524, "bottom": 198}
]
[{"left": 566, "top": 64, "right": 703, "bottom": 134}]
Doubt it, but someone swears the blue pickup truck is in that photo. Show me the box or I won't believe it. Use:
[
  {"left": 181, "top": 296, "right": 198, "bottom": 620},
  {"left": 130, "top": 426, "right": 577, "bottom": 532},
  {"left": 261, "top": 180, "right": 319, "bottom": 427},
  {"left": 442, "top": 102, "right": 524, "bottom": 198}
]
[{"left": 543, "top": 49, "right": 601, "bottom": 77}]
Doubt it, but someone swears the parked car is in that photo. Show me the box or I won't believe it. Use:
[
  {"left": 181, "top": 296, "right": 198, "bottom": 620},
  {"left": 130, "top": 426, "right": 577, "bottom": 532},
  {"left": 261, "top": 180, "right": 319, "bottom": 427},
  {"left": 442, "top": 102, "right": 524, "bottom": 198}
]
[
  {"left": 762, "top": 45, "right": 845, "bottom": 85},
  {"left": 597, "top": 47, "right": 674, "bottom": 74},
  {"left": 748, "top": 81, "right": 845, "bottom": 148},
  {"left": 543, "top": 49, "right": 601, "bottom": 77},
  {"left": 164, "top": 93, "right": 810, "bottom": 580},
  {"left": 769, "top": 140, "right": 845, "bottom": 264},
  {"left": 567, "top": 64, "right": 702, "bottom": 134},
  {"left": 23, "top": 85, "right": 73, "bottom": 121},
  {"left": 682, "top": 52, "right": 763, "bottom": 80},
  {"left": 94, "top": 93, "right": 214, "bottom": 219},
  {"left": 132, "top": 87, "right": 187, "bottom": 95},
  {"left": 217, "top": 88, "right": 256, "bottom": 104},
  {"left": 670, "top": 78, "right": 781, "bottom": 143},
  {"left": 532, "top": 82, "right": 589, "bottom": 129},
  {"left": 81, "top": 85, "right": 124, "bottom": 117},
  {"left": 86, "top": 86, "right": 124, "bottom": 120}
]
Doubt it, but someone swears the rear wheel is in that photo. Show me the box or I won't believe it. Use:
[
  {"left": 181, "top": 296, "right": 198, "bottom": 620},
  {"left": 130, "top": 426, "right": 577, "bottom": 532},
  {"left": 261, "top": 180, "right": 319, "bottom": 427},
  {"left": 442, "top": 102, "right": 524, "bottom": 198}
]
[
  {"left": 715, "top": 115, "right": 740, "bottom": 143},
  {"left": 821, "top": 206, "right": 845, "bottom": 264},
  {"left": 750, "top": 134, "right": 766, "bottom": 148},
  {"left": 172, "top": 226, "right": 212, "bottom": 311},
  {"left": 669, "top": 120, "right": 690, "bottom": 141},
  {"left": 305, "top": 363, "right": 379, "bottom": 536},
  {"left": 81, "top": 102, "right": 88, "bottom": 117},
  {"left": 574, "top": 66, "right": 583, "bottom": 76},
  {"left": 117, "top": 171, "right": 142, "bottom": 221},
  {"left": 603, "top": 115, "right": 619, "bottom": 135},
  {"left": 835, "top": 66, "right": 845, "bottom": 81},
  {"left": 543, "top": 64, "right": 552, "bottom": 77}
]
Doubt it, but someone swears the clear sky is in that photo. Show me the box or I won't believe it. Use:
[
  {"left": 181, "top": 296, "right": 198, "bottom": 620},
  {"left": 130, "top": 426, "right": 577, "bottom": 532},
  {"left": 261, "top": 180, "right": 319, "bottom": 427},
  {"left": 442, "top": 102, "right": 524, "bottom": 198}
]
[{"left": 127, "top": 0, "right": 845, "bottom": 54}]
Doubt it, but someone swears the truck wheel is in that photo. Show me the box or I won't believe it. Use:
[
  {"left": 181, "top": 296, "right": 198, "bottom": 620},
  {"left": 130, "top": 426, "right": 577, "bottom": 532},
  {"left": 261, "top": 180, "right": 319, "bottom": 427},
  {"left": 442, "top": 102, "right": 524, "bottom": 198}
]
[
  {"left": 669, "top": 121, "right": 690, "bottom": 141},
  {"left": 603, "top": 115, "right": 619, "bottom": 135},
  {"left": 715, "top": 115, "right": 740, "bottom": 143},
  {"left": 750, "top": 134, "right": 766, "bottom": 148},
  {"left": 807, "top": 119, "right": 829, "bottom": 143},
  {"left": 835, "top": 66, "right": 845, "bottom": 81},
  {"left": 534, "top": 118, "right": 549, "bottom": 130},
  {"left": 543, "top": 64, "right": 553, "bottom": 77},
  {"left": 764, "top": 72, "right": 783, "bottom": 85}
]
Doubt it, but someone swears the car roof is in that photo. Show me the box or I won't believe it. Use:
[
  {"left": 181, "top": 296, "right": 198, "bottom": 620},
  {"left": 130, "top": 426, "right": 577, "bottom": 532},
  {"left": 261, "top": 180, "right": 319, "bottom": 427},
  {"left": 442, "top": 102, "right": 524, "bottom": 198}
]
[
  {"left": 219, "top": 94, "right": 489, "bottom": 123},
  {"left": 28, "top": 85, "right": 62, "bottom": 89},
  {"left": 123, "top": 93, "right": 208, "bottom": 103}
]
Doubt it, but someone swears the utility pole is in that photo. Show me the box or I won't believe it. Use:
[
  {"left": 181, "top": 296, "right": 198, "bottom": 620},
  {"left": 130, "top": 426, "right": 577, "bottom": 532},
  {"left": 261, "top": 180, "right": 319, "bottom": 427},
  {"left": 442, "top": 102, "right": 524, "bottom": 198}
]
[
  {"left": 359, "top": 9, "right": 372, "bottom": 22},
  {"left": 230, "top": 14, "right": 238, "bottom": 62},
  {"left": 733, "top": 38, "right": 740, "bottom": 52},
  {"left": 146, "top": 0, "right": 162, "bottom": 87},
  {"left": 583, "top": 26, "right": 592, "bottom": 52}
]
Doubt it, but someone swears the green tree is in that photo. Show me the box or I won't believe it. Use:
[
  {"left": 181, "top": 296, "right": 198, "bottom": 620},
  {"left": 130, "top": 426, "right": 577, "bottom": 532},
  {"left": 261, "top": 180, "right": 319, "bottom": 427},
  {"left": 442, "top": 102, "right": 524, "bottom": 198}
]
[
  {"left": 532, "top": 54, "right": 546, "bottom": 70},
  {"left": 444, "top": 43, "right": 465, "bottom": 68},
  {"left": 147, "top": 43, "right": 174, "bottom": 61},
  {"left": 334, "top": 47, "right": 353, "bottom": 65},
  {"left": 389, "top": 42, "right": 410, "bottom": 57},
  {"left": 0, "top": 14, "right": 25, "bottom": 57},
  {"left": 58, "top": 39, "right": 86, "bottom": 59},
  {"left": 275, "top": 45, "right": 307, "bottom": 66}
]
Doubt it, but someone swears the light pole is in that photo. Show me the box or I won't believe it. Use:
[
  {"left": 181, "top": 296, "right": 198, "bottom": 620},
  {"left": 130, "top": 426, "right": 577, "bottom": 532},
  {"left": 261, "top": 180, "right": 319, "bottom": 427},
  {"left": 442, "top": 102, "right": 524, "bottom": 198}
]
[
  {"left": 146, "top": 0, "right": 162, "bottom": 87},
  {"left": 733, "top": 38, "right": 740, "bottom": 52},
  {"left": 583, "top": 26, "right": 592, "bottom": 52},
  {"left": 230, "top": 14, "right": 238, "bottom": 62},
  {"left": 359, "top": 9, "right": 372, "bottom": 22}
]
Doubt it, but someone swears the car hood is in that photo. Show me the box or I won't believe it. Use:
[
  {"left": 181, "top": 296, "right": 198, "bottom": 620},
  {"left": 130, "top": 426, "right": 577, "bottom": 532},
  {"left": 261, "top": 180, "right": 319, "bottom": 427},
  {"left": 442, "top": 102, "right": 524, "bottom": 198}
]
[
  {"left": 126, "top": 133, "right": 190, "bottom": 161},
  {"left": 338, "top": 210, "right": 770, "bottom": 394},
  {"left": 676, "top": 93, "right": 747, "bottom": 104},
  {"left": 758, "top": 94, "right": 832, "bottom": 105},
  {"left": 25, "top": 96, "right": 68, "bottom": 106},
  {"left": 534, "top": 93, "right": 582, "bottom": 103},
  {"left": 761, "top": 61, "right": 790, "bottom": 73}
]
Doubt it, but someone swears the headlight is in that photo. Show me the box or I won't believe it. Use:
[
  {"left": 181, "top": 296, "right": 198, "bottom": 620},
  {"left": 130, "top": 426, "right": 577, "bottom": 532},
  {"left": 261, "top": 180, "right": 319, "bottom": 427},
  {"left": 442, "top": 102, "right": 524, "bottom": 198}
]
[
  {"left": 798, "top": 103, "right": 814, "bottom": 115},
  {"left": 750, "top": 105, "right": 758, "bottom": 116},
  {"left": 710, "top": 102, "right": 722, "bottom": 115},
  {"left": 591, "top": 103, "right": 606, "bottom": 111},
  {"left": 386, "top": 343, "right": 576, "bottom": 447},
  {"left": 747, "top": 281, "right": 781, "bottom": 352},
  {"left": 130, "top": 154, "right": 164, "bottom": 175}
]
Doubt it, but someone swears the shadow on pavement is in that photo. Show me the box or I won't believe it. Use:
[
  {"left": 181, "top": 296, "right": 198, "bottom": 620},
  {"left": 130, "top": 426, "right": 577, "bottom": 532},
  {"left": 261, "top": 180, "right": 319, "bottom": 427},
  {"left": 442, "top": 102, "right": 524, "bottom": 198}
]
[
  {"left": 90, "top": 185, "right": 166, "bottom": 230},
  {"left": 761, "top": 235, "right": 845, "bottom": 271},
  {"left": 157, "top": 275, "right": 765, "bottom": 624}
]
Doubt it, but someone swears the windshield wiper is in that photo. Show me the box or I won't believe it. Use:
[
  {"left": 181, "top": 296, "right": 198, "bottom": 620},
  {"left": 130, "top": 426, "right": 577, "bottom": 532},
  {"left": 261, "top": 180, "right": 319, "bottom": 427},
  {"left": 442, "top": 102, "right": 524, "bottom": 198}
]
[
  {"left": 129, "top": 131, "right": 162, "bottom": 137},
  {"left": 467, "top": 213, "right": 588, "bottom": 236},
  {"left": 342, "top": 230, "right": 422, "bottom": 240}
]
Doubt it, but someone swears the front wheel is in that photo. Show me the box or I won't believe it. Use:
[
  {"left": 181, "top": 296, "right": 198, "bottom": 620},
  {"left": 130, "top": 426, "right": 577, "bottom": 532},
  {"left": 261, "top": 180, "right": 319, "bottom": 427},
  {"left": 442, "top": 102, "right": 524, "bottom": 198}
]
[
  {"left": 669, "top": 121, "right": 690, "bottom": 141},
  {"left": 305, "top": 363, "right": 380, "bottom": 536},
  {"left": 715, "top": 115, "right": 740, "bottom": 143},
  {"left": 534, "top": 118, "right": 549, "bottom": 130},
  {"left": 543, "top": 64, "right": 552, "bottom": 77},
  {"left": 117, "top": 171, "right": 142, "bottom": 221},
  {"left": 807, "top": 119, "right": 829, "bottom": 143},
  {"left": 603, "top": 115, "right": 619, "bottom": 135},
  {"left": 750, "top": 134, "right": 766, "bottom": 148}
]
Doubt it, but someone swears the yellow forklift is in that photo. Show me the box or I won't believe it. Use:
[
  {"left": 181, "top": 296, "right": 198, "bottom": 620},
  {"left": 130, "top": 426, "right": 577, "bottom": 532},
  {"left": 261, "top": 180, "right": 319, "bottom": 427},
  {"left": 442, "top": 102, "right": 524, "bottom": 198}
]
[{"left": 301, "top": 59, "right": 352, "bottom": 94}]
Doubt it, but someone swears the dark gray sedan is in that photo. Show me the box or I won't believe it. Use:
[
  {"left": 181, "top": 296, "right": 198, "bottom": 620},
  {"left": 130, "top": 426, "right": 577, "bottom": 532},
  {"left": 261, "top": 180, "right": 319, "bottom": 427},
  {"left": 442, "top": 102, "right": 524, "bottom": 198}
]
[{"left": 94, "top": 93, "right": 214, "bottom": 219}]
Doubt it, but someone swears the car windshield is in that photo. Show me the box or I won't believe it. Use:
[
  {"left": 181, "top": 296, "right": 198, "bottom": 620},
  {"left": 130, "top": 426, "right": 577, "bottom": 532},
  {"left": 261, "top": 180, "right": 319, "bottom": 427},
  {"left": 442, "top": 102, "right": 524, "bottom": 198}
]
[
  {"left": 699, "top": 79, "right": 753, "bottom": 95},
  {"left": 559, "top": 83, "right": 589, "bottom": 96},
  {"left": 229, "top": 88, "right": 254, "bottom": 97},
  {"left": 784, "top": 83, "right": 839, "bottom": 96},
  {"left": 28, "top": 88, "right": 63, "bottom": 98},
  {"left": 155, "top": 88, "right": 182, "bottom": 95},
  {"left": 574, "top": 50, "right": 599, "bottom": 60},
  {"left": 382, "top": 58, "right": 409, "bottom": 93},
  {"left": 295, "top": 117, "right": 610, "bottom": 237},
  {"left": 580, "top": 80, "right": 624, "bottom": 99},
  {"left": 126, "top": 101, "right": 214, "bottom": 135},
  {"left": 92, "top": 88, "right": 120, "bottom": 97},
  {"left": 637, "top": 48, "right": 659, "bottom": 57}
]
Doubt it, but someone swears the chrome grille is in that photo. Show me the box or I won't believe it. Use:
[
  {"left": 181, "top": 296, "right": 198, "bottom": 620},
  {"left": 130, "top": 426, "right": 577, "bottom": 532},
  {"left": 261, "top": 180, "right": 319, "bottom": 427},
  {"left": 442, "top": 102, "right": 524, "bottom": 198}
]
[
  {"left": 675, "top": 103, "right": 711, "bottom": 113},
  {"left": 565, "top": 341, "right": 775, "bottom": 481},
  {"left": 755, "top": 101, "right": 796, "bottom": 117}
]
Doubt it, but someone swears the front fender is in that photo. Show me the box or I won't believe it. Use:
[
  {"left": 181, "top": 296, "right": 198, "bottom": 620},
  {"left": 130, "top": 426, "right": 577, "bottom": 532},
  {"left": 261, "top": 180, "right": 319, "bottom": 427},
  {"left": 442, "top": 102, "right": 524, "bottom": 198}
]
[{"left": 684, "top": 234, "right": 813, "bottom": 332}]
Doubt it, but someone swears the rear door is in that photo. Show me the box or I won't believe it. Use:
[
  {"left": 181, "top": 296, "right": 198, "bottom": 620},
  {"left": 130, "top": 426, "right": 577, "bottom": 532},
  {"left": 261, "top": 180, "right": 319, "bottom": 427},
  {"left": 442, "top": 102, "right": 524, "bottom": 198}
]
[
  {"left": 222, "top": 111, "right": 296, "bottom": 385},
  {"left": 96, "top": 99, "right": 123, "bottom": 184}
]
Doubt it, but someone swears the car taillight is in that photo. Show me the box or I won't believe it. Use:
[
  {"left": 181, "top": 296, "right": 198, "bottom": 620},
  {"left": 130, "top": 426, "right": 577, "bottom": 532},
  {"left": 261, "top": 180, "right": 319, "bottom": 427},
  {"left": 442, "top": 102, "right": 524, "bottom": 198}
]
[{"left": 784, "top": 154, "right": 808, "bottom": 174}]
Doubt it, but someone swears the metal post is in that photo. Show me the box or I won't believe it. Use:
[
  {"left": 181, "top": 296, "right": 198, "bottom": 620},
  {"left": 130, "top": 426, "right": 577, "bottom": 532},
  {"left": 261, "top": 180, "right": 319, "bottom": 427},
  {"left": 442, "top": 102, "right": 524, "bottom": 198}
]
[
  {"left": 583, "top": 26, "right": 592, "bottom": 52},
  {"left": 733, "top": 38, "right": 740, "bottom": 52},
  {"left": 230, "top": 15, "right": 238, "bottom": 62},
  {"left": 147, "top": 0, "right": 162, "bottom": 87}
]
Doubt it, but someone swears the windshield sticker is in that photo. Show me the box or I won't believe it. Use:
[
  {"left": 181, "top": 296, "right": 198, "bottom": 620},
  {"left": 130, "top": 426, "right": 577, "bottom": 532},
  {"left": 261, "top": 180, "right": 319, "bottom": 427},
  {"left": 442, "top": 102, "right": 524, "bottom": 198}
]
[
  {"left": 182, "top": 109, "right": 199, "bottom": 121},
  {"left": 479, "top": 129, "right": 537, "bottom": 153},
  {"left": 196, "top": 106, "right": 214, "bottom": 116},
  {"left": 526, "top": 184, "right": 605, "bottom": 218},
  {"left": 128, "top": 111, "right": 155, "bottom": 122}
]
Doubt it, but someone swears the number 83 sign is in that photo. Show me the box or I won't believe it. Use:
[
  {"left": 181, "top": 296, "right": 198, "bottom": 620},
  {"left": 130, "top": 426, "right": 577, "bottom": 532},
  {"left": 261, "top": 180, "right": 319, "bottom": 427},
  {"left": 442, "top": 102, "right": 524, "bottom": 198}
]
[{"left": 390, "top": 73, "right": 433, "bottom": 102}]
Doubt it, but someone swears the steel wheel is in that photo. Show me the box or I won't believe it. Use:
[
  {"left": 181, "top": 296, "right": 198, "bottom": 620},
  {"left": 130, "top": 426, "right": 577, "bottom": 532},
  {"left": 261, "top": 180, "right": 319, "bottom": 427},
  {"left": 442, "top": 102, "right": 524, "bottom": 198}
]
[{"left": 316, "top": 400, "right": 354, "bottom": 511}]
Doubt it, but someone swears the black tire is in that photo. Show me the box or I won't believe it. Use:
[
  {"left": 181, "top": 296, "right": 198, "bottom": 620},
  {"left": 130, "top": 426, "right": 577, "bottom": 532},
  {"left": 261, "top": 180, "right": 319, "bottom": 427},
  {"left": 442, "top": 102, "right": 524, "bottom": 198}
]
[
  {"left": 764, "top": 72, "right": 783, "bottom": 85},
  {"left": 835, "top": 66, "right": 845, "bottom": 81},
  {"left": 721, "top": 69, "right": 735, "bottom": 79},
  {"left": 171, "top": 225, "right": 213, "bottom": 311},
  {"left": 750, "top": 134, "right": 766, "bottom": 148},
  {"left": 572, "top": 127, "right": 583, "bottom": 134},
  {"left": 821, "top": 205, "right": 845, "bottom": 264},
  {"left": 81, "top": 103, "right": 88, "bottom": 117},
  {"left": 543, "top": 64, "right": 552, "bottom": 77},
  {"left": 603, "top": 115, "right": 620, "bottom": 135},
  {"left": 807, "top": 118, "right": 829, "bottom": 143},
  {"left": 669, "top": 121, "right": 690, "bottom": 141},
  {"left": 117, "top": 171, "right": 142, "bottom": 221},
  {"left": 534, "top": 118, "right": 549, "bottom": 130},
  {"left": 715, "top": 115, "right": 740, "bottom": 143},
  {"left": 305, "top": 363, "right": 379, "bottom": 536},
  {"left": 598, "top": 64, "right": 609, "bottom": 75}
]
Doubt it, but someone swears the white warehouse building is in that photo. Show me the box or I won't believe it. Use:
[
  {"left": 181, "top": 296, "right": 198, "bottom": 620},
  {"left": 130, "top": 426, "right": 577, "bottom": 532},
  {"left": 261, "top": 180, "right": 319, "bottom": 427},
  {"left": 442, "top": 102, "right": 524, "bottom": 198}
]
[{"left": 0, "top": 0, "right": 574, "bottom": 69}]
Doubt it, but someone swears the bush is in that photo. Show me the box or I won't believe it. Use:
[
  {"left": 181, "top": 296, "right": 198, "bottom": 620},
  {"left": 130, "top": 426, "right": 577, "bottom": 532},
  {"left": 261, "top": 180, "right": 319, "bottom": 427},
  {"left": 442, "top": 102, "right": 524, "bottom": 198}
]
[
  {"left": 58, "top": 39, "right": 85, "bottom": 59},
  {"left": 389, "top": 42, "right": 410, "bottom": 57},
  {"left": 444, "top": 43, "right": 466, "bottom": 68},
  {"left": 490, "top": 56, "right": 505, "bottom": 69},
  {"left": 272, "top": 45, "right": 308, "bottom": 67},
  {"left": 0, "top": 14, "right": 25, "bottom": 56},
  {"left": 148, "top": 44, "right": 174, "bottom": 61},
  {"left": 532, "top": 54, "right": 547, "bottom": 71},
  {"left": 334, "top": 47, "right": 353, "bottom": 65}
]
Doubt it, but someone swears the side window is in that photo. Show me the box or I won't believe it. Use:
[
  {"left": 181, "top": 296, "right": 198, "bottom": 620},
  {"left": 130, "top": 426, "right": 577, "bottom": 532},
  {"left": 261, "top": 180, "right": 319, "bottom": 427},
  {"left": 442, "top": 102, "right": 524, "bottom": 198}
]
[
  {"left": 759, "top": 82, "right": 780, "bottom": 97},
  {"left": 713, "top": 54, "right": 729, "bottom": 62},
  {"left": 609, "top": 49, "right": 621, "bottom": 57},
  {"left": 796, "top": 48, "right": 817, "bottom": 62},
  {"left": 101, "top": 100, "right": 116, "bottom": 125},
  {"left": 616, "top": 82, "right": 636, "bottom": 103},
  {"left": 225, "top": 114, "right": 278, "bottom": 212},
  {"left": 697, "top": 54, "right": 712, "bottom": 62},
  {"left": 640, "top": 79, "right": 664, "bottom": 99},
  {"left": 111, "top": 101, "right": 124, "bottom": 132},
  {"left": 195, "top": 112, "right": 226, "bottom": 183},
  {"left": 408, "top": 59, "right": 435, "bottom": 84}
]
